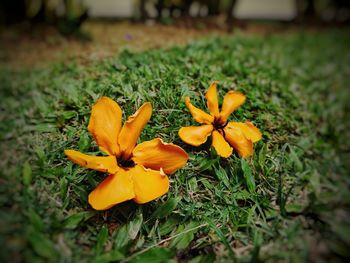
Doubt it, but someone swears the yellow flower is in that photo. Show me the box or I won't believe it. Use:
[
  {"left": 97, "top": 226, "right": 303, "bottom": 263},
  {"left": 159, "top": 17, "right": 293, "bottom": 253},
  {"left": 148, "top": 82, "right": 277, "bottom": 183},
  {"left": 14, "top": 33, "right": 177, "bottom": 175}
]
[
  {"left": 65, "top": 97, "right": 188, "bottom": 210},
  {"left": 179, "top": 82, "right": 262, "bottom": 158}
]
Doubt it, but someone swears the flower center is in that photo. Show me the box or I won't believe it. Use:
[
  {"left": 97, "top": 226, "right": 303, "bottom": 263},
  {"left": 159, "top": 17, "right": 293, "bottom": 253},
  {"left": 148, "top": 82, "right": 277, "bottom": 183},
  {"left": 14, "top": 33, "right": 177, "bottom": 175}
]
[
  {"left": 213, "top": 118, "right": 228, "bottom": 131},
  {"left": 117, "top": 157, "right": 135, "bottom": 168}
]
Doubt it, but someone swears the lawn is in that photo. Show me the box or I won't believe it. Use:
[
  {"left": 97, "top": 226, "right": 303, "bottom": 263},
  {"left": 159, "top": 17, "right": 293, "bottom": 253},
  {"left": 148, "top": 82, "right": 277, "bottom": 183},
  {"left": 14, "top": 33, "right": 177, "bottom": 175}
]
[{"left": 0, "top": 29, "right": 349, "bottom": 262}]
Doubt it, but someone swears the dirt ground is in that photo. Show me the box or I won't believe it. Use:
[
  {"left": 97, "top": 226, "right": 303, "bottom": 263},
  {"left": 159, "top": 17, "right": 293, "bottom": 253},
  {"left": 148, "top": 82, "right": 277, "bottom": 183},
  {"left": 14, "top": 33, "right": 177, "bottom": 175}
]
[{"left": 0, "top": 20, "right": 289, "bottom": 69}]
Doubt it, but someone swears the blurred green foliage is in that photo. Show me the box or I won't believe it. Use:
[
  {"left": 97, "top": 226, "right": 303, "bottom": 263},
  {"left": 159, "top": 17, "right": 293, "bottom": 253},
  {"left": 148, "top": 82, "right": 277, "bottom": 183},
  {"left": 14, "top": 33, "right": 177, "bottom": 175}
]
[{"left": 0, "top": 0, "right": 88, "bottom": 37}]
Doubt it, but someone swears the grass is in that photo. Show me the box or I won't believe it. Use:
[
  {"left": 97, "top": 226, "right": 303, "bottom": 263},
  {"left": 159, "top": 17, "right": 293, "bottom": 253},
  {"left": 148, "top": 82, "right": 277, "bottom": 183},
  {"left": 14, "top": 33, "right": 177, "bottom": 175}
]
[{"left": 1, "top": 29, "right": 349, "bottom": 262}]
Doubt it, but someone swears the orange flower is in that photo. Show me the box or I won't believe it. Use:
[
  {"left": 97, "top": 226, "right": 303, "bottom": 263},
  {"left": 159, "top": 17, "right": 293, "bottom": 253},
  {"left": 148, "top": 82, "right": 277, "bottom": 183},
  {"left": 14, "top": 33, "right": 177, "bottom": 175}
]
[
  {"left": 179, "top": 82, "right": 262, "bottom": 158},
  {"left": 65, "top": 97, "right": 188, "bottom": 210}
]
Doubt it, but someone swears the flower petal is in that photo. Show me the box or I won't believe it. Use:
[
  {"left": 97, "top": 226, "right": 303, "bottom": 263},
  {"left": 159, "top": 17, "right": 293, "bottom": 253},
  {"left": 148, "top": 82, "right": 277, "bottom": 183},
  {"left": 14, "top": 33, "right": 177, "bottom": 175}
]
[
  {"left": 87, "top": 97, "right": 122, "bottom": 156},
  {"left": 205, "top": 82, "right": 219, "bottom": 117},
  {"left": 132, "top": 138, "right": 188, "bottom": 174},
  {"left": 130, "top": 165, "right": 169, "bottom": 204},
  {"left": 219, "top": 91, "right": 246, "bottom": 122},
  {"left": 224, "top": 122, "right": 253, "bottom": 158},
  {"left": 184, "top": 97, "right": 214, "bottom": 124},
  {"left": 88, "top": 169, "right": 135, "bottom": 210},
  {"left": 211, "top": 130, "right": 233, "bottom": 158},
  {"left": 118, "top": 102, "right": 152, "bottom": 159},
  {"left": 229, "top": 122, "right": 262, "bottom": 143},
  {"left": 178, "top": 125, "right": 213, "bottom": 146},
  {"left": 64, "top": 149, "right": 119, "bottom": 174}
]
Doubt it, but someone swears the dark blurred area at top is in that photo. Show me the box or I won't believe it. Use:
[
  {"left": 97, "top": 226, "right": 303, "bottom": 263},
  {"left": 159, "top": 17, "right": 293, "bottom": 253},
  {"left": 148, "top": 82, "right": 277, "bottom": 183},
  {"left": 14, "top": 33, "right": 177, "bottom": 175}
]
[{"left": 0, "top": 0, "right": 349, "bottom": 37}]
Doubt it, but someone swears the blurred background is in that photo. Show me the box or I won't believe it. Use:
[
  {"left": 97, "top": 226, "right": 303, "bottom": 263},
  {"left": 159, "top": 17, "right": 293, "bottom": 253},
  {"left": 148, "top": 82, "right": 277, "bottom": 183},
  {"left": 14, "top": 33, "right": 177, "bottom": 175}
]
[{"left": 1, "top": 0, "right": 349, "bottom": 68}]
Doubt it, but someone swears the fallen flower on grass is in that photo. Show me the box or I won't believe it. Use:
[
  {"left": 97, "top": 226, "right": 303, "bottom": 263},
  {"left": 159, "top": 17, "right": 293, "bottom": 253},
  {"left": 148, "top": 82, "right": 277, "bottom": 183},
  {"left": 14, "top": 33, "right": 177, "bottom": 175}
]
[
  {"left": 179, "top": 82, "right": 262, "bottom": 158},
  {"left": 65, "top": 97, "right": 188, "bottom": 210}
]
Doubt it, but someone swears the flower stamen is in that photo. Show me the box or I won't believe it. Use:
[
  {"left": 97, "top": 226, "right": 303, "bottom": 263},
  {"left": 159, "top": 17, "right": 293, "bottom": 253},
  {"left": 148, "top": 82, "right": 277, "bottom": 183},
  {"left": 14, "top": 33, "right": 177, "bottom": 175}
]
[
  {"left": 212, "top": 118, "right": 228, "bottom": 132},
  {"left": 118, "top": 157, "right": 135, "bottom": 168}
]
